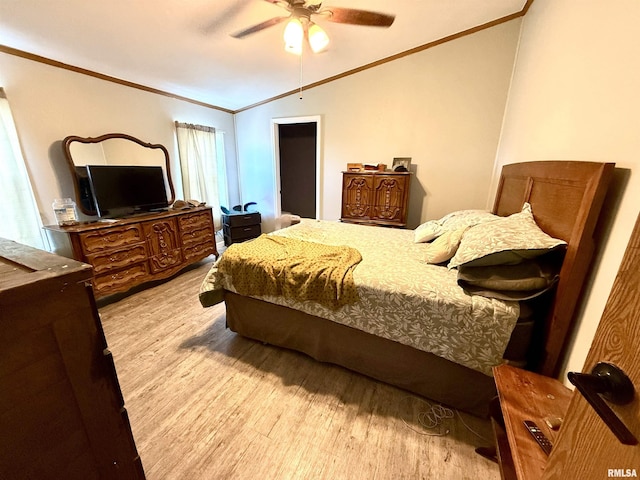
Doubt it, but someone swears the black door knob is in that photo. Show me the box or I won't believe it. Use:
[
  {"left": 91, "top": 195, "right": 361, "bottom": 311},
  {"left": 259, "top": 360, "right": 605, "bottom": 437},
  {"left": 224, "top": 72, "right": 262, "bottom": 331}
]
[{"left": 568, "top": 362, "right": 637, "bottom": 445}]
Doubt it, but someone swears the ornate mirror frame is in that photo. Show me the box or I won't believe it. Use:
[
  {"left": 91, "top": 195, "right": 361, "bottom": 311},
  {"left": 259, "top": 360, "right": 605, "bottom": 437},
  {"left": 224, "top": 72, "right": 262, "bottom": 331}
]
[{"left": 62, "top": 133, "right": 176, "bottom": 215}]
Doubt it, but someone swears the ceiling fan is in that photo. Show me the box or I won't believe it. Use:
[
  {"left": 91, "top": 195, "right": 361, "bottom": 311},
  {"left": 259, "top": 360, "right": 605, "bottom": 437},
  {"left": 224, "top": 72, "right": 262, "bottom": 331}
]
[{"left": 231, "top": 0, "right": 395, "bottom": 55}]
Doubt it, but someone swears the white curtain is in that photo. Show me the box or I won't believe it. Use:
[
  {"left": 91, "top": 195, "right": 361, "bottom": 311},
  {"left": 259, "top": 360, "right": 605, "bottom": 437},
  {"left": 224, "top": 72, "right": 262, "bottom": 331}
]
[
  {"left": 175, "top": 122, "right": 228, "bottom": 230},
  {"left": 0, "top": 88, "right": 47, "bottom": 249}
]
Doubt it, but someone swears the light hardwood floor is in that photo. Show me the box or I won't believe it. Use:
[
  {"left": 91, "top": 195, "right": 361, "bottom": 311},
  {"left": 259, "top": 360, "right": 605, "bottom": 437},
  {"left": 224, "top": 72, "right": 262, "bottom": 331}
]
[{"left": 99, "top": 259, "right": 500, "bottom": 480}]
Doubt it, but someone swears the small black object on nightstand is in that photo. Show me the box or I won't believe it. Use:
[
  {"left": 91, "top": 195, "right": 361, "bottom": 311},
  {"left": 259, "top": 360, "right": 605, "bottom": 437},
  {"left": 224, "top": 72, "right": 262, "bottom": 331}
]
[{"left": 523, "top": 420, "right": 553, "bottom": 456}]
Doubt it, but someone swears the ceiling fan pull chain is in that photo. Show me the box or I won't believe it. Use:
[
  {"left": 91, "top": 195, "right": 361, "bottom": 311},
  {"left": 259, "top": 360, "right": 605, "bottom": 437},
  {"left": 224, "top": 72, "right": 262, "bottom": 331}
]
[{"left": 299, "top": 51, "right": 303, "bottom": 100}]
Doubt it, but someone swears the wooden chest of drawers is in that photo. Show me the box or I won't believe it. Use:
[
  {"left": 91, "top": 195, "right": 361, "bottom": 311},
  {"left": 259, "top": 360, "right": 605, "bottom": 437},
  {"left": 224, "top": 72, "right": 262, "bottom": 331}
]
[
  {"left": 222, "top": 212, "right": 262, "bottom": 246},
  {"left": 0, "top": 238, "right": 145, "bottom": 479},
  {"left": 44, "top": 207, "right": 217, "bottom": 298},
  {"left": 341, "top": 171, "right": 411, "bottom": 227}
]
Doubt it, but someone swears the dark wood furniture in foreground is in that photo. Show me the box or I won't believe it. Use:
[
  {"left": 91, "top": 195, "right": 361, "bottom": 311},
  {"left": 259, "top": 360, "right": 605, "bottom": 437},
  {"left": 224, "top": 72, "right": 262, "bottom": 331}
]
[
  {"left": 217, "top": 161, "right": 613, "bottom": 416},
  {"left": 341, "top": 171, "right": 411, "bottom": 227},
  {"left": 44, "top": 206, "right": 217, "bottom": 299},
  {"left": 492, "top": 364, "right": 571, "bottom": 480},
  {"left": 0, "top": 238, "right": 144, "bottom": 479},
  {"left": 222, "top": 212, "right": 262, "bottom": 246}
]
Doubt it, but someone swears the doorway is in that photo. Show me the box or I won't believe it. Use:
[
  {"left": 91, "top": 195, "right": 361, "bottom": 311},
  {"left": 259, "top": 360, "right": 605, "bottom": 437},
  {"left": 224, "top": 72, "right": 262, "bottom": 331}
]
[{"left": 272, "top": 116, "right": 321, "bottom": 220}]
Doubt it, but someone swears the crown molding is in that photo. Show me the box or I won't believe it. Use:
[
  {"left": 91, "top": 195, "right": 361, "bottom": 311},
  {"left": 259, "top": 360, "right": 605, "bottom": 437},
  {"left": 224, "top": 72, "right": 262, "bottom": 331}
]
[{"left": 1, "top": 0, "right": 532, "bottom": 115}]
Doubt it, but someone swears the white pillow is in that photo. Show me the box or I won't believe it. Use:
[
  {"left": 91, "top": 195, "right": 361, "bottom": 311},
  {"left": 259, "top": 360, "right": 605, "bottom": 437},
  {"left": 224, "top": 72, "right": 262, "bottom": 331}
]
[
  {"left": 448, "top": 203, "right": 567, "bottom": 268},
  {"left": 423, "top": 227, "right": 468, "bottom": 264},
  {"left": 414, "top": 209, "right": 498, "bottom": 243},
  {"left": 414, "top": 220, "right": 443, "bottom": 243}
]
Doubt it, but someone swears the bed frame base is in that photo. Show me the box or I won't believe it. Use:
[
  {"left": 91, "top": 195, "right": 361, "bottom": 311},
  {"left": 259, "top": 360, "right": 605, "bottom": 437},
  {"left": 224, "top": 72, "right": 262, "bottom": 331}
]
[{"left": 225, "top": 291, "right": 497, "bottom": 417}]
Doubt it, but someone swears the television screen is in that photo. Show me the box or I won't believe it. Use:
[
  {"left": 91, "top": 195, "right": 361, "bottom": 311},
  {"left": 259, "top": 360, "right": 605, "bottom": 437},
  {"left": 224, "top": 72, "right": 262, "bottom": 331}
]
[{"left": 86, "top": 165, "right": 169, "bottom": 218}]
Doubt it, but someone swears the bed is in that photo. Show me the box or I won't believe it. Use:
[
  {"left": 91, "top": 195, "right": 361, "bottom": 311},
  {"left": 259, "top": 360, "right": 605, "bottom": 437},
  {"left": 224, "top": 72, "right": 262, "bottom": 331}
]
[{"left": 200, "top": 161, "right": 614, "bottom": 416}]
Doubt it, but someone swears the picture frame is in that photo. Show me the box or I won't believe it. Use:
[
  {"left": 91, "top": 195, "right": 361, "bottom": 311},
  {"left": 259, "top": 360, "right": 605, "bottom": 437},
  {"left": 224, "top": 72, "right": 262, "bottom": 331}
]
[{"left": 392, "top": 157, "right": 412, "bottom": 172}]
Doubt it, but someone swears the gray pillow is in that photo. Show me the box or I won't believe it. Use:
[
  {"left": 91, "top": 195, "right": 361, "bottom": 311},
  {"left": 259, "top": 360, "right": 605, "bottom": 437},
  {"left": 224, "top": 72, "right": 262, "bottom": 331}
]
[
  {"left": 448, "top": 203, "right": 566, "bottom": 268},
  {"left": 457, "top": 252, "right": 564, "bottom": 300}
]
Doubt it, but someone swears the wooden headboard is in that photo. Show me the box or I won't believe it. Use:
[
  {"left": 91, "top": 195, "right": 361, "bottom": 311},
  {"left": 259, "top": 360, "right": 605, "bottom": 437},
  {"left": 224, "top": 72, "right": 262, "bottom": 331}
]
[{"left": 492, "top": 161, "right": 615, "bottom": 377}]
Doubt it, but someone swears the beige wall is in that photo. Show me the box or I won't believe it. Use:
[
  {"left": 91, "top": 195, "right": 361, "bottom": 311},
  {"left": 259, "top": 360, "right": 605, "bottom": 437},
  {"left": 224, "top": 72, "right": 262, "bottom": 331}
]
[
  {"left": 493, "top": 0, "right": 640, "bottom": 380},
  {"left": 234, "top": 19, "right": 522, "bottom": 232},
  {"left": 0, "top": 53, "right": 237, "bottom": 226}
]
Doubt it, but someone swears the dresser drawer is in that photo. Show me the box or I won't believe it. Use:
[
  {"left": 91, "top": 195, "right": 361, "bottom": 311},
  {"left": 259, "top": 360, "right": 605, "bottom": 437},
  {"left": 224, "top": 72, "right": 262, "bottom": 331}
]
[
  {"left": 80, "top": 224, "right": 145, "bottom": 254},
  {"left": 86, "top": 243, "right": 148, "bottom": 275},
  {"left": 179, "top": 211, "right": 214, "bottom": 233},
  {"left": 224, "top": 223, "right": 261, "bottom": 241},
  {"left": 93, "top": 262, "right": 149, "bottom": 296},
  {"left": 181, "top": 226, "right": 215, "bottom": 248},
  {"left": 183, "top": 242, "right": 216, "bottom": 261},
  {"left": 223, "top": 213, "right": 261, "bottom": 228}
]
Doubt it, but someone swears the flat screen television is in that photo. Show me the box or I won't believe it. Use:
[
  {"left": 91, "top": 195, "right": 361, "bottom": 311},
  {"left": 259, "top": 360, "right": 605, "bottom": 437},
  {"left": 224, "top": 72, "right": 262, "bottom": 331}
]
[{"left": 86, "top": 165, "right": 169, "bottom": 218}]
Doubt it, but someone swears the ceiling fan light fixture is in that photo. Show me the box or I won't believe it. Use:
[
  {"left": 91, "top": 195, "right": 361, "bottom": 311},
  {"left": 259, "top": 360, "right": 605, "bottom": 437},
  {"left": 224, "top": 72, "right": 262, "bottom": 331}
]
[
  {"left": 308, "top": 23, "right": 329, "bottom": 53},
  {"left": 283, "top": 17, "right": 304, "bottom": 55}
]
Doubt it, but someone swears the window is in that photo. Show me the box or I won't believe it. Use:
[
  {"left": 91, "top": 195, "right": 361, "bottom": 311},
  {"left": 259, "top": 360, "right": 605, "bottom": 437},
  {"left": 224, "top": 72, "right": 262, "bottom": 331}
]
[
  {"left": 175, "top": 122, "right": 228, "bottom": 230},
  {"left": 0, "top": 88, "right": 47, "bottom": 249}
]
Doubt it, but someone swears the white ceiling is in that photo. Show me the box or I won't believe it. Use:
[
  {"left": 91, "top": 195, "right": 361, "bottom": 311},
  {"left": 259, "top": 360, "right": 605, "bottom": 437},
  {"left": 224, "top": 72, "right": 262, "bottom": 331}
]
[{"left": 0, "top": 0, "right": 527, "bottom": 112}]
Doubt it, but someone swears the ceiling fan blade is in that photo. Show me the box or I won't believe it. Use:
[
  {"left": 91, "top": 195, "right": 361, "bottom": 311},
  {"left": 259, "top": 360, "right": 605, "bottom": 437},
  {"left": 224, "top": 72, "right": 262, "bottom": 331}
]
[
  {"left": 321, "top": 7, "right": 395, "bottom": 27},
  {"left": 201, "top": 0, "right": 253, "bottom": 34},
  {"left": 230, "top": 16, "right": 289, "bottom": 39},
  {"left": 263, "top": 0, "right": 294, "bottom": 6}
]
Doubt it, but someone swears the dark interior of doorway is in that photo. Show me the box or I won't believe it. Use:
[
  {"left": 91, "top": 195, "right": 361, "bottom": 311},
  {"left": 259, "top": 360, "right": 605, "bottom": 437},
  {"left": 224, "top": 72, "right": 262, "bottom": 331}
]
[{"left": 278, "top": 122, "right": 317, "bottom": 219}]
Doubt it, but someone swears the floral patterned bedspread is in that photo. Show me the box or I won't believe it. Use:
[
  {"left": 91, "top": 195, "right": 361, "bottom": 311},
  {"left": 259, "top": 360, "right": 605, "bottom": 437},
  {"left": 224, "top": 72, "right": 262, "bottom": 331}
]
[{"left": 200, "top": 219, "right": 520, "bottom": 375}]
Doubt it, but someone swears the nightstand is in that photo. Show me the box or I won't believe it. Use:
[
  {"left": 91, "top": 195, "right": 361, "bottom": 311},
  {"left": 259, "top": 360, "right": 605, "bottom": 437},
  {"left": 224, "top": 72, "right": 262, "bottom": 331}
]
[
  {"left": 222, "top": 212, "right": 262, "bottom": 246},
  {"left": 491, "top": 364, "right": 571, "bottom": 480}
]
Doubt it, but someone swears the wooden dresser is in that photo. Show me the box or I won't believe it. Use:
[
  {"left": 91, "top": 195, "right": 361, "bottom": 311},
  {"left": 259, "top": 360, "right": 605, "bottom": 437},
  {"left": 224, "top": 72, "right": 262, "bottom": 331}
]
[
  {"left": 44, "top": 206, "right": 217, "bottom": 298},
  {"left": 0, "top": 238, "right": 144, "bottom": 479},
  {"left": 340, "top": 171, "right": 411, "bottom": 227}
]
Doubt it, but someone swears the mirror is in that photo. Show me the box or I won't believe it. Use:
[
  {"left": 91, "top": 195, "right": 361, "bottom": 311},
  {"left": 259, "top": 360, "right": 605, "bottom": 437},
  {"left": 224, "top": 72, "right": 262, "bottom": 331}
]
[{"left": 63, "top": 133, "right": 175, "bottom": 215}]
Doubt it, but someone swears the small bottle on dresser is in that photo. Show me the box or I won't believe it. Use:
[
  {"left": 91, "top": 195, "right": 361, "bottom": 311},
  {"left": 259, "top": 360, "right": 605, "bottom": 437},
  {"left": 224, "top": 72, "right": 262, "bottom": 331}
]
[{"left": 52, "top": 198, "right": 79, "bottom": 226}]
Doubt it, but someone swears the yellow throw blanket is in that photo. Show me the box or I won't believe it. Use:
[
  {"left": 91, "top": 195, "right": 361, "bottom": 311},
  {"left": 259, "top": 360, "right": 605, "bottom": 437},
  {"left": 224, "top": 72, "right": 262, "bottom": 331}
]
[{"left": 217, "top": 234, "right": 362, "bottom": 309}]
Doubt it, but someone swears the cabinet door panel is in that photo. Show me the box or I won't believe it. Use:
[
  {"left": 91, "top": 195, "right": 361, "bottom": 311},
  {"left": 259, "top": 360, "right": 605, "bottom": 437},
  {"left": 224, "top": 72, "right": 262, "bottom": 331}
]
[
  {"left": 143, "top": 219, "right": 183, "bottom": 273},
  {"left": 341, "top": 174, "right": 373, "bottom": 220},
  {"left": 371, "top": 176, "right": 408, "bottom": 223}
]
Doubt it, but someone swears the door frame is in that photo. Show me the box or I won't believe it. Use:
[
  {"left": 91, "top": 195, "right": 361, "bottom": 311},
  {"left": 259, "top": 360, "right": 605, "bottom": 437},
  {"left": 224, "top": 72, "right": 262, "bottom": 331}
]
[{"left": 271, "top": 115, "right": 322, "bottom": 220}]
